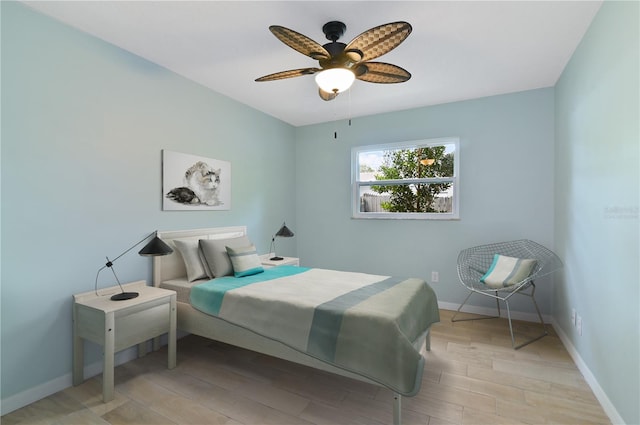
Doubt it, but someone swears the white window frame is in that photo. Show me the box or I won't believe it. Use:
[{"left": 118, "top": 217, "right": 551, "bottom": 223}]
[{"left": 351, "top": 137, "right": 460, "bottom": 220}]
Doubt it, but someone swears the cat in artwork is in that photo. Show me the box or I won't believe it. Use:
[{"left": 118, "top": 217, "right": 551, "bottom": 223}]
[{"left": 166, "top": 161, "right": 222, "bottom": 206}]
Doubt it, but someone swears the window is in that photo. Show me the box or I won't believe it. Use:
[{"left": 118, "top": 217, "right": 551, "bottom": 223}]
[{"left": 352, "top": 137, "right": 459, "bottom": 220}]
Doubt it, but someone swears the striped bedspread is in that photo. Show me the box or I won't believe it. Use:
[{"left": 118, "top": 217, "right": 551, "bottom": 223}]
[{"left": 190, "top": 266, "right": 440, "bottom": 396}]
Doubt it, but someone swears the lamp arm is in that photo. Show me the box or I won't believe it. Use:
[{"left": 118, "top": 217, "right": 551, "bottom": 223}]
[
  {"left": 269, "top": 236, "right": 276, "bottom": 257},
  {"left": 94, "top": 230, "right": 157, "bottom": 296},
  {"left": 106, "top": 230, "right": 158, "bottom": 266}
]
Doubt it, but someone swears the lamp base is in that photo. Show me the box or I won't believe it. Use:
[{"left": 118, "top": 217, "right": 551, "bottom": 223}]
[
  {"left": 269, "top": 256, "right": 284, "bottom": 261},
  {"left": 111, "top": 291, "right": 139, "bottom": 301}
]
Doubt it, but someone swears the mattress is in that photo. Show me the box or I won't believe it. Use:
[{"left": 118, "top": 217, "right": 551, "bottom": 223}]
[{"left": 160, "top": 278, "right": 198, "bottom": 304}]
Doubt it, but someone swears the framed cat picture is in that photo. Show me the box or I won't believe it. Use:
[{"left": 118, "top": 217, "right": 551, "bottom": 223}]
[{"left": 162, "top": 150, "right": 231, "bottom": 211}]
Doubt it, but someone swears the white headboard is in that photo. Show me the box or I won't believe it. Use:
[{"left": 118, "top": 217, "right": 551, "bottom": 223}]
[{"left": 153, "top": 226, "right": 247, "bottom": 286}]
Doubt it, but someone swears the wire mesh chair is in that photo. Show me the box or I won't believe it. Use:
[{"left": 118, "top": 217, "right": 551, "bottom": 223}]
[{"left": 451, "top": 239, "right": 563, "bottom": 349}]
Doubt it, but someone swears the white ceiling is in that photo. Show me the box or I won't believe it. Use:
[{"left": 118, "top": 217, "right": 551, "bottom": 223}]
[{"left": 24, "top": 1, "right": 602, "bottom": 127}]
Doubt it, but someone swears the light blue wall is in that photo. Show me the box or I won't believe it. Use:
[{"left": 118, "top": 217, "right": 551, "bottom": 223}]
[
  {"left": 3, "top": 1, "right": 637, "bottom": 422},
  {"left": 1, "top": 2, "right": 296, "bottom": 402},
  {"left": 294, "top": 88, "right": 556, "bottom": 315},
  {"left": 554, "top": 1, "right": 639, "bottom": 424}
]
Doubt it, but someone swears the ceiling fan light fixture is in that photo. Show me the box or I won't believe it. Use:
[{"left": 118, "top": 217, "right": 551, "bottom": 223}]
[{"left": 315, "top": 68, "right": 355, "bottom": 94}]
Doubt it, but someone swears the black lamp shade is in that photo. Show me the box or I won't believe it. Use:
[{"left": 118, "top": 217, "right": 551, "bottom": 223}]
[
  {"left": 275, "top": 223, "right": 294, "bottom": 238},
  {"left": 269, "top": 222, "right": 294, "bottom": 261},
  {"left": 138, "top": 235, "right": 173, "bottom": 256}
]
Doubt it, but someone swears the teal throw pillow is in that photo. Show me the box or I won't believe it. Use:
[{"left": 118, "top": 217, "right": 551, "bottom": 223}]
[
  {"left": 225, "top": 245, "right": 264, "bottom": 278},
  {"left": 480, "top": 254, "right": 537, "bottom": 288}
]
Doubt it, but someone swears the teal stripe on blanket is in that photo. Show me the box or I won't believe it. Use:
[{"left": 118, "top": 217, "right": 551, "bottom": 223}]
[
  {"left": 306, "top": 276, "right": 405, "bottom": 362},
  {"left": 190, "top": 265, "right": 310, "bottom": 316}
]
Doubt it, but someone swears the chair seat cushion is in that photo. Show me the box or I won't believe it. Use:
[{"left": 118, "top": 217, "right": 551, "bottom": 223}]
[{"left": 481, "top": 254, "right": 537, "bottom": 288}]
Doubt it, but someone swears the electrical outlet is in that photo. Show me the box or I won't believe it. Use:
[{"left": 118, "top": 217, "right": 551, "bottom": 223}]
[
  {"left": 431, "top": 271, "right": 439, "bottom": 283},
  {"left": 576, "top": 315, "right": 583, "bottom": 336},
  {"left": 571, "top": 308, "right": 576, "bottom": 326}
]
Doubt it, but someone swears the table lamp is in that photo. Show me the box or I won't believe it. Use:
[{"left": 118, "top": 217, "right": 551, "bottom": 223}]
[
  {"left": 269, "top": 222, "right": 294, "bottom": 261},
  {"left": 95, "top": 230, "right": 173, "bottom": 300}
]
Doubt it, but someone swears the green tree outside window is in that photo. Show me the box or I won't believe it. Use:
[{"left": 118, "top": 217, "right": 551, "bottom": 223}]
[{"left": 372, "top": 146, "right": 454, "bottom": 212}]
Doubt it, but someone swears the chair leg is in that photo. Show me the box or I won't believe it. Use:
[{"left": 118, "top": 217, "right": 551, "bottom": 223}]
[
  {"left": 505, "top": 300, "right": 516, "bottom": 347},
  {"left": 528, "top": 284, "right": 549, "bottom": 339},
  {"left": 530, "top": 283, "right": 548, "bottom": 332},
  {"left": 451, "top": 291, "right": 500, "bottom": 322},
  {"left": 452, "top": 287, "right": 549, "bottom": 349},
  {"left": 451, "top": 291, "right": 473, "bottom": 322},
  {"left": 510, "top": 284, "right": 549, "bottom": 350}
]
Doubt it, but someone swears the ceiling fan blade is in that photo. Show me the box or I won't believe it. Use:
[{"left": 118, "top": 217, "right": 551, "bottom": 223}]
[
  {"left": 255, "top": 68, "right": 321, "bottom": 82},
  {"left": 356, "top": 62, "right": 411, "bottom": 84},
  {"left": 318, "top": 89, "right": 338, "bottom": 101},
  {"left": 345, "top": 22, "right": 412, "bottom": 62},
  {"left": 269, "top": 26, "right": 331, "bottom": 60}
]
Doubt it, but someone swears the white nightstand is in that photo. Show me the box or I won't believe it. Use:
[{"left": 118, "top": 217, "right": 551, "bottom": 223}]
[
  {"left": 260, "top": 253, "right": 300, "bottom": 268},
  {"left": 72, "top": 280, "right": 176, "bottom": 402}
]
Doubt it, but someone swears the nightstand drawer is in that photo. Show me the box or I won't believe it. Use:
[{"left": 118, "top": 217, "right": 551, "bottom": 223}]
[
  {"left": 114, "top": 301, "right": 171, "bottom": 351},
  {"left": 74, "top": 296, "right": 171, "bottom": 349}
]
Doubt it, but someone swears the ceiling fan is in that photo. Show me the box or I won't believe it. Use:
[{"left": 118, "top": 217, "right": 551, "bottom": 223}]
[{"left": 255, "top": 21, "right": 412, "bottom": 101}]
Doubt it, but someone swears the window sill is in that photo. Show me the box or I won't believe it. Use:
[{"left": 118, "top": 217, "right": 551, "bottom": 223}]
[{"left": 351, "top": 213, "right": 460, "bottom": 220}]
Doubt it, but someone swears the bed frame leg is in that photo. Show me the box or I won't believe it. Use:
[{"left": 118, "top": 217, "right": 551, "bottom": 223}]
[{"left": 393, "top": 393, "right": 402, "bottom": 425}]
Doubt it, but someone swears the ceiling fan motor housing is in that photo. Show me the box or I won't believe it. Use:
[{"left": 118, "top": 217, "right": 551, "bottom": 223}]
[
  {"left": 320, "top": 22, "right": 363, "bottom": 72},
  {"left": 322, "top": 21, "right": 346, "bottom": 41}
]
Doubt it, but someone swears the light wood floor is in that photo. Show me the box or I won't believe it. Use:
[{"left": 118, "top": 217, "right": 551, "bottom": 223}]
[{"left": 2, "top": 309, "right": 611, "bottom": 425}]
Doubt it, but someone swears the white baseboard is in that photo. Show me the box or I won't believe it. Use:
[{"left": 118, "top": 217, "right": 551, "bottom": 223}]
[
  {"left": 551, "top": 318, "right": 625, "bottom": 425},
  {"left": 437, "top": 301, "right": 553, "bottom": 323},
  {"left": 1, "top": 346, "right": 139, "bottom": 416}
]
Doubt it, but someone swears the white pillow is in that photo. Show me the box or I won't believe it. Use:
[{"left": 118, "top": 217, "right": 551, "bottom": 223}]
[
  {"left": 198, "top": 231, "right": 244, "bottom": 277},
  {"left": 199, "top": 236, "right": 252, "bottom": 277},
  {"left": 480, "top": 254, "right": 537, "bottom": 289},
  {"left": 226, "top": 245, "right": 264, "bottom": 277},
  {"left": 173, "top": 239, "right": 210, "bottom": 282}
]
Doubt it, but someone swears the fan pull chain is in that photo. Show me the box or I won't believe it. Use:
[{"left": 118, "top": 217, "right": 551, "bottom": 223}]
[
  {"left": 332, "top": 90, "right": 340, "bottom": 140},
  {"left": 348, "top": 87, "right": 352, "bottom": 126},
  {"left": 332, "top": 87, "right": 353, "bottom": 140}
]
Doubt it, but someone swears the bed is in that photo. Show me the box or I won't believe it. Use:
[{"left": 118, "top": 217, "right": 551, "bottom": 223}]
[{"left": 153, "top": 226, "right": 440, "bottom": 424}]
